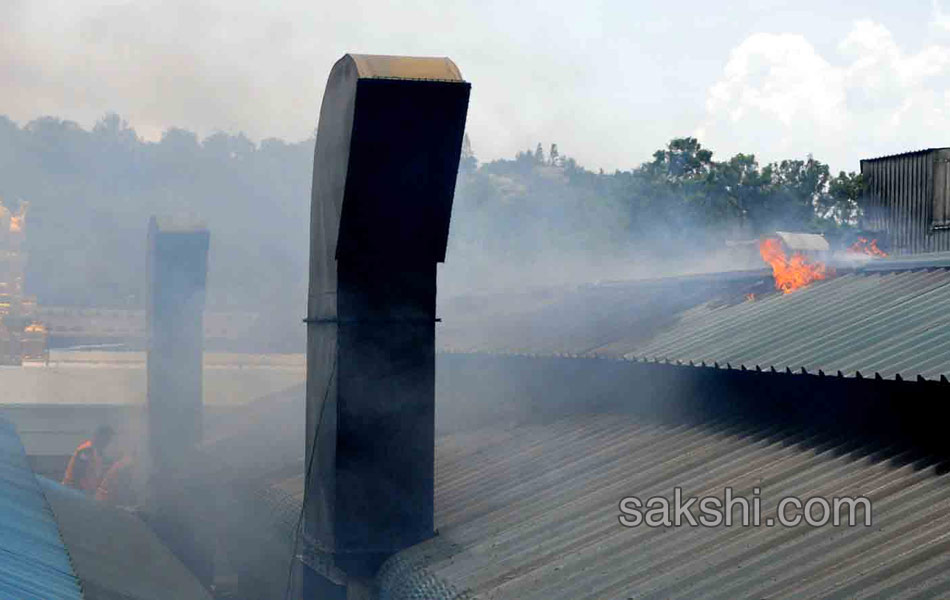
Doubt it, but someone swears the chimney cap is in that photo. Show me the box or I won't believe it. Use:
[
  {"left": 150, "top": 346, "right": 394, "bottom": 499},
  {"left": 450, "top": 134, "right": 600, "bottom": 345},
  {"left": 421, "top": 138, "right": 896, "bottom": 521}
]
[
  {"left": 344, "top": 54, "right": 464, "bottom": 82},
  {"left": 150, "top": 215, "right": 208, "bottom": 233}
]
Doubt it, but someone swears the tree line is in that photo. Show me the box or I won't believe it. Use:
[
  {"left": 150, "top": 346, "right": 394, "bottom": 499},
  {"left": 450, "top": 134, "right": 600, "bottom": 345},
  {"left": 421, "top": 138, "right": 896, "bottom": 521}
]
[{"left": 446, "top": 136, "right": 864, "bottom": 288}]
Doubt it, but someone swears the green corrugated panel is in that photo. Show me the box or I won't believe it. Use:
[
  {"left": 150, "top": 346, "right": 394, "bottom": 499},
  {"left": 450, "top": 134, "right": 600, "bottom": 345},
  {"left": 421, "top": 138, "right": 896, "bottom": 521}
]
[{"left": 627, "top": 268, "right": 950, "bottom": 381}]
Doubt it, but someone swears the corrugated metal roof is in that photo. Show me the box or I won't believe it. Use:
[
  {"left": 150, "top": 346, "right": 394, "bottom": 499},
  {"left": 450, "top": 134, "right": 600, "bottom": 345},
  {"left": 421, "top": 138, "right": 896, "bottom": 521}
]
[
  {"left": 438, "top": 256, "right": 950, "bottom": 381},
  {"left": 436, "top": 269, "right": 771, "bottom": 357},
  {"left": 380, "top": 414, "right": 950, "bottom": 599},
  {"left": 0, "top": 418, "right": 83, "bottom": 600},
  {"left": 625, "top": 267, "right": 950, "bottom": 381},
  {"left": 39, "top": 477, "right": 213, "bottom": 600},
  {"left": 199, "top": 351, "right": 950, "bottom": 597},
  {"left": 860, "top": 251, "right": 950, "bottom": 271}
]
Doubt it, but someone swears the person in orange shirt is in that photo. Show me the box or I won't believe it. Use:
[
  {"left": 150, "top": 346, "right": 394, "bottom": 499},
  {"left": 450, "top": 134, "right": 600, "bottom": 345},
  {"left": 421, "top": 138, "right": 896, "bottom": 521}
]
[
  {"left": 62, "top": 425, "right": 114, "bottom": 493},
  {"left": 95, "top": 452, "right": 136, "bottom": 506}
]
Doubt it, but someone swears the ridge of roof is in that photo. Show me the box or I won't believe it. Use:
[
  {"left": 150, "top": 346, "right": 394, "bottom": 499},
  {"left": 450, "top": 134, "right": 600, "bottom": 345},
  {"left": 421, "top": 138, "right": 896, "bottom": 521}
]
[{"left": 860, "top": 147, "right": 950, "bottom": 162}]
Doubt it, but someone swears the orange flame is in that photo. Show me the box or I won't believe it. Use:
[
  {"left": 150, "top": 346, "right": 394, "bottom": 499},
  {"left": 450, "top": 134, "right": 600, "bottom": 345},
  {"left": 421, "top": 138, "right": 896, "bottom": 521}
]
[
  {"left": 759, "top": 238, "right": 832, "bottom": 294},
  {"left": 24, "top": 321, "right": 46, "bottom": 334},
  {"left": 848, "top": 237, "right": 887, "bottom": 257},
  {"left": 8, "top": 202, "right": 26, "bottom": 233}
]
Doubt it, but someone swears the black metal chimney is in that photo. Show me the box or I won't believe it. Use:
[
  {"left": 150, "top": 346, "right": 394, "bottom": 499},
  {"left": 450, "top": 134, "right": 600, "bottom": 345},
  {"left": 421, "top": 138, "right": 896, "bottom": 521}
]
[
  {"left": 303, "top": 54, "right": 470, "bottom": 593},
  {"left": 146, "top": 216, "right": 212, "bottom": 584}
]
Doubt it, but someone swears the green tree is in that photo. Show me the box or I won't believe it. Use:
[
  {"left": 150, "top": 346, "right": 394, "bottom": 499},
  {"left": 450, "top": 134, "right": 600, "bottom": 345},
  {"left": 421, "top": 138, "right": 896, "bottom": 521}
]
[
  {"left": 756, "top": 157, "right": 830, "bottom": 232},
  {"left": 825, "top": 171, "right": 865, "bottom": 225},
  {"left": 645, "top": 137, "right": 713, "bottom": 181}
]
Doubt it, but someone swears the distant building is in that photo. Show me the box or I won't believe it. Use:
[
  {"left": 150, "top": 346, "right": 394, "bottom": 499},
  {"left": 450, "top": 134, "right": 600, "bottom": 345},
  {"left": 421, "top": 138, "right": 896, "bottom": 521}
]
[{"left": 0, "top": 197, "right": 46, "bottom": 364}]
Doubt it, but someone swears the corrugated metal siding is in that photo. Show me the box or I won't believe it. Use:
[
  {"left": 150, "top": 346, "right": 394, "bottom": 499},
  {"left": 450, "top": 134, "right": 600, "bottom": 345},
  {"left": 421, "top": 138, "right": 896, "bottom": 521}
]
[
  {"left": 0, "top": 418, "right": 83, "bottom": 600},
  {"left": 623, "top": 267, "right": 950, "bottom": 381},
  {"left": 860, "top": 149, "right": 950, "bottom": 255},
  {"left": 380, "top": 414, "right": 950, "bottom": 600}
]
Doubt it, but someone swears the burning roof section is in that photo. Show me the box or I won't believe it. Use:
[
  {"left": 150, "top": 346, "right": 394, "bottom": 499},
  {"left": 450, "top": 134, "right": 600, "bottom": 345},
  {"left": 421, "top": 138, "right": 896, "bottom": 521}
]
[
  {"left": 438, "top": 253, "right": 950, "bottom": 382},
  {"left": 627, "top": 262, "right": 950, "bottom": 381},
  {"left": 758, "top": 236, "right": 832, "bottom": 294}
]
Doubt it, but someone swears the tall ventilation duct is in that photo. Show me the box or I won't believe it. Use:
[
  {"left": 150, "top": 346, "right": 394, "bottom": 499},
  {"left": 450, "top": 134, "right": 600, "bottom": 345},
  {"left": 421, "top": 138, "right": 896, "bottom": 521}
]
[
  {"left": 146, "top": 216, "right": 212, "bottom": 585},
  {"left": 303, "top": 54, "right": 470, "bottom": 596}
]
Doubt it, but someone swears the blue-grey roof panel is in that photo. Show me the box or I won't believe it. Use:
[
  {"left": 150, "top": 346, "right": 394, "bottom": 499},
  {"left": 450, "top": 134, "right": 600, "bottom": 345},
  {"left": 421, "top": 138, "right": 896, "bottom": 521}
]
[
  {"left": 0, "top": 418, "right": 83, "bottom": 600},
  {"left": 625, "top": 267, "right": 950, "bottom": 380}
]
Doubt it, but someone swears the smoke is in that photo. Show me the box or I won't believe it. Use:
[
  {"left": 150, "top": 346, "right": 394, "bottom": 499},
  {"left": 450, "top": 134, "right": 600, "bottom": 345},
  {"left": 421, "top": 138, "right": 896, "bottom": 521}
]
[
  {"left": 2, "top": 5, "right": 917, "bottom": 592},
  {"left": 7, "top": 2, "right": 950, "bottom": 178},
  {"left": 1, "top": 0, "right": 609, "bottom": 164},
  {"left": 0, "top": 0, "right": 309, "bottom": 143},
  {"left": 0, "top": 0, "right": 790, "bottom": 174},
  {"left": 439, "top": 159, "right": 763, "bottom": 304}
]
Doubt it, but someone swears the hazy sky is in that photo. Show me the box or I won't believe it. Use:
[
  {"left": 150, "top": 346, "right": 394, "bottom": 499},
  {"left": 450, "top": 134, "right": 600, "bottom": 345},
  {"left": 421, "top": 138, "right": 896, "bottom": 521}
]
[{"left": 3, "top": 0, "right": 950, "bottom": 173}]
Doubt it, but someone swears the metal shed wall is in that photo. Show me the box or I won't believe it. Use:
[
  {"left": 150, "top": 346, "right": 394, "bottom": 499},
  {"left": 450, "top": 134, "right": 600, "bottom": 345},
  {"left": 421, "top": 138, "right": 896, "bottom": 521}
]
[{"left": 860, "top": 148, "right": 950, "bottom": 255}]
